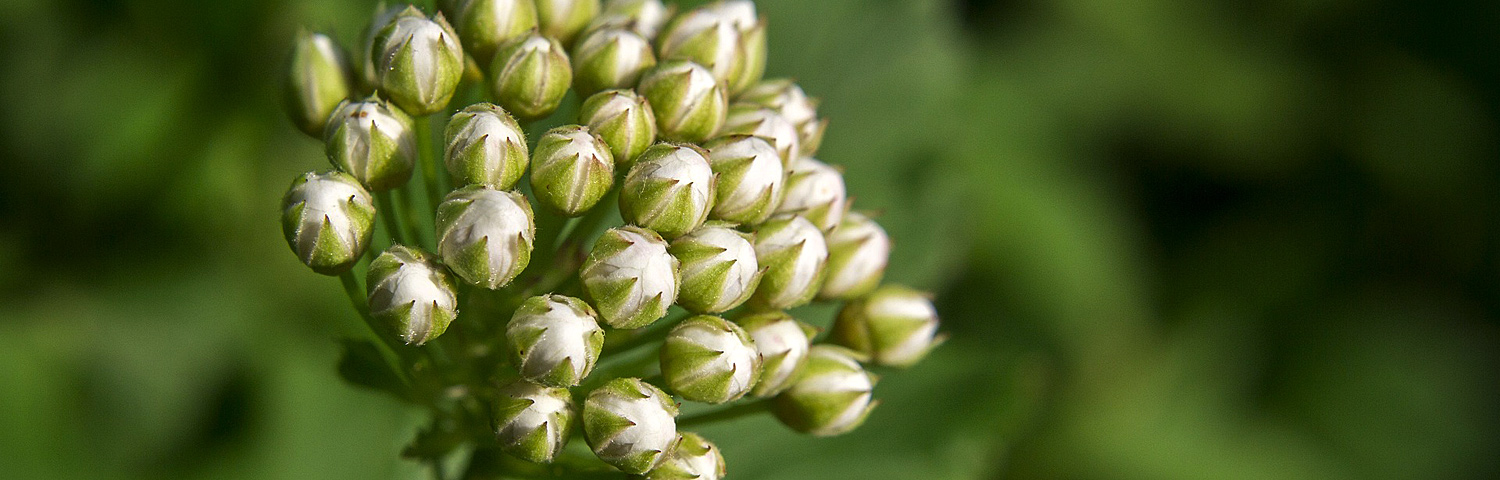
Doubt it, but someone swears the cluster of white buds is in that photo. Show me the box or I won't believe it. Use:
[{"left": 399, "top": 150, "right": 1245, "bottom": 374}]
[{"left": 277, "top": 1, "right": 942, "bottom": 477}]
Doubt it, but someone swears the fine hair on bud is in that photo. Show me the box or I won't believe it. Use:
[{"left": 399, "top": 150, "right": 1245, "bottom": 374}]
[
  {"left": 637, "top": 60, "right": 728, "bottom": 143},
  {"left": 737, "top": 311, "right": 816, "bottom": 398},
  {"left": 529, "top": 125, "right": 616, "bottom": 216},
  {"left": 772, "top": 345, "right": 878, "bottom": 436},
  {"left": 285, "top": 31, "right": 353, "bottom": 137},
  {"left": 618, "top": 143, "right": 716, "bottom": 238},
  {"left": 775, "top": 157, "right": 847, "bottom": 232},
  {"left": 578, "top": 89, "right": 657, "bottom": 166},
  {"left": 582, "top": 377, "right": 679, "bottom": 474},
  {"left": 830, "top": 285, "right": 944, "bottom": 368},
  {"left": 435, "top": 186, "right": 536, "bottom": 289},
  {"left": 571, "top": 26, "right": 657, "bottom": 98},
  {"left": 594, "top": 0, "right": 672, "bottom": 41},
  {"left": 669, "top": 224, "right": 761, "bottom": 314},
  {"left": 366, "top": 245, "right": 461, "bottom": 345},
  {"left": 443, "top": 102, "right": 530, "bottom": 188},
  {"left": 493, "top": 380, "right": 575, "bottom": 464},
  {"left": 281, "top": 171, "right": 376, "bottom": 275},
  {"left": 372, "top": 7, "right": 466, "bottom": 116},
  {"left": 645, "top": 432, "right": 726, "bottom": 480},
  {"left": 749, "top": 214, "right": 828, "bottom": 310},
  {"left": 506, "top": 294, "right": 606, "bottom": 387},
  {"left": 535, "top": 0, "right": 601, "bottom": 46},
  {"left": 324, "top": 97, "right": 417, "bottom": 191},
  {"left": 720, "top": 104, "right": 800, "bottom": 166},
  {"left": 660, "top": 315, "right": 762, "bottom": 404},
  {"left": 579, "top": 226, "right": 681, "bottom": 328},
  {"left": 702, "top": 135, "right": 784, "bottom": 225},
  {"left": 490, "top": 34, "right": 573, "bottom": 120},
  {"left": 819, "top": 212, "right": 892, "bottom": 300},
  {"left": 447, "top": 0, "right": 539, "bottom": 66}
]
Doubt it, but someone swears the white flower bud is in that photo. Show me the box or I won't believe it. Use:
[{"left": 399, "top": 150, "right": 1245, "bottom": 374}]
[
  {"left": 583, "top": 378, "right": 679, "bottom": 474},
  {"left": 448, "top": 0, "right": 539, "bottom": 64},
  {"left": 529, "top": 125, "right": 616, "bottom": 216},
  {"left": 367, "top": 245, "right": 460, "bottom": 345},
  {"left": 580, "top": 226, "right": 681, "bottom": 328},
  {"left": 775, "top": 157, "right": 846, "bottom": 232},
  {"left": 720, "top": 104, "right": 800, "bottom": 166},
  {"left": 594, "top": 0, "right": 672, "bottom": 40},
  {"left": 772, "top": 345, "right": 877, "bottom": 436},
  {"left": 357, "top": 5, "right": 408, "bottom": 93},
  {"left": 506, "top": 294, "right": 606, "bottom": 387},
  {"left": 819, "top": 212, "right": 891, "bottom": 300},
  {"left": 656, "top": 5, "right": 744, "bottom": 89},
  {"left": 619, "top": 143, "right": 716, "bottom": 239},
  {"left": 749, "top": 215, "right": 828, "bottom": 310},
  {"left": 443, "top": 103, "right": 530, "bottom": 188},
  {"left": 494, "top": 380, "right": 575, "bottom": 464},
  {"left": 831, "top": 285, "right": 943, "bottom": 368},
  {"left": 280, "top": 171, "right": 376, "bottom": 275},
  {"left": 285, "top": 31, "right": 353, "bottom": 137},
  {"left": 578, "top": 89, "right": 657, "bottom": 165},
  {"left": 645, "top": 432, "right": 725, "bottom": 480},
  {"left": 736, "top": 311, "right": 815, "bottom": 398},
  {"left": 660, "top": 315, "right": 761, "bottom": 404},
  {"left": 373, "top": 8, "right": 466, "bottom": 116},
  {"left": 702, "top": 135, "right": 784, "bottom": 225},
  {"left": 435, "top": 186, "right": 536, "bottom": 289},
  {"left": 669, "top": 225, "right": 760, "bottom": 314},
  {"left": 738, "top": 79, "right": 826, "bottom": 156},
  {"left": 638, "top": 60, "right": 727, "bottom": 143},
  {"left": 571, "top": 27, "right": 657, "bottom": 98},
  {"left": 490, "top": 34, "right": 573, "bottom": 120},
  {"left": 536, "top": 0, "right": 600, "bottom": 46},
  {"left": 324, "top": 98, "right": 417, "bottom": 191}
]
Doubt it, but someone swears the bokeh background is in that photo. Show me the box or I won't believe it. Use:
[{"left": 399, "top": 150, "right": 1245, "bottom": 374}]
[{"left": 2, "top": 0, "right": 1499, "bottom": 478}]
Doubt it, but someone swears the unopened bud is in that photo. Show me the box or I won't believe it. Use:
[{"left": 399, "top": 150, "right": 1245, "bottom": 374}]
[
  {"left": 660, "top": 315, "right": 761, "bottom": 404},
  {"left": 372, "top": 7, "right": 465, "bottom": 116},
  {"left": 738, "top": 79, "right": 825, "bottom": 156},
  {"left": 435, "top": 186, "right": 536, "bottom": 289},
  {"left": 281, "top": 171, "right": 375, "bottom": 275},
  {"left": 367, "top": 245, "right": 461, "bottom": 345},
  {"left": 619, "top": 143, "right": 716, "bottom": 238},
  {"left": 507, "top": 294, "right": 605, "bottom": 387},
  {"left": 358, "top": 5, "right": 409, "bottom": 93},
  {"left": 535, "top": 0, "right": 600, "bottom": 46},
  {"left": 324, "top": 98, "right": 417, "bottom": 191},
  {"left": 443, "top": 103, "right": 530, "bottom": 188},
  {"left": 775, "top": 157, "right": 846, "bottom": 232},
  {"left": 736, "top": 311, "right": 816, "bottom": 398},
  {"left": 638, "top": 60, "right": 727, "bottom": 143},
  {"left": 529, "top": 125, "right": 615, "bottom": 216},
  {"left": 580, "top": 226, "right": 680, "bottom": 328},
  {"left": 578, "top": 89, "right": 657, "bottom": 165},
  {"left": 645, "top": 432, "right": 725, "bottom": 480},
  {"left": 448, "top": 0, "right": 538, "bottom": 64},
  {"left": 490, "top": 34, "right": 573, "bottom": 120},
  {"left": 571, "top": 27, "right": 657, "bottom": 98},
  {"left": 669, "top": 225, "right": 760, "bottom": 314},
  {"left": 702, "top": 135, "right": 784, "bottom": 225},
  {"left": 494, "top": 380, "right": 575, "bottom": 464},
  {"left": 749, "top": 215, "right": 828, "bottom": 310},
  {"left": 594, "top": 0, "right": 672, "bottom": 40},
  {"left": 819, "top": 212, "right": 890, "bottom": 299},
  {"left": 720, "top": 104, "right": 800, "bottom": 166},
  {"left": 772, "top": 345, "right": 877, "bottom": 436},
  {"left": 656, "top": 5, "right": 744, "bottom": 90},
  {"left": 728, "top": 19, "right": 765, "bottom": 95},
  {"left": 831, "top": 285, "right": 943, "bottom": 368},
  {"left": 583, "top": 377, "right": 679, "bottom": 474},
  {"left": 285, "top": 31, "right": 353, "bottom": 137}
]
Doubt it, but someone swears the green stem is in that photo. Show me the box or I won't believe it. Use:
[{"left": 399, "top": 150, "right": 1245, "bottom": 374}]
[
  {"left": 416, "top": 116, "right": 446, "bottom": 211},
  {"left": 395, "top": 185, "right": 429, "bottom": 249},
  {"left": 377, "top": 194, "right": 409, "bottom": 246},
  {"left": 340, "top": 271, "right": 412, "bottom": 388},
  {"left": 602, "top": 310, "right": 691, "bottom": 355},
  {"left": 583, "top": 346, "right": 660, "bottom": 390},
  {"left": 676, "top": 400, "right": 770, "bottom": 429}
]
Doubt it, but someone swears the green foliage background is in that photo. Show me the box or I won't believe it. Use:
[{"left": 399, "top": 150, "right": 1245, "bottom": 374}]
[{"left": 1, "top": 0, "right": 1498, "bottom": 478}]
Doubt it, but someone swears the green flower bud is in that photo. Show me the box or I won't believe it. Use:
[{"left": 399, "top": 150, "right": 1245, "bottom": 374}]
[
  {"left": 772, "top": 345, "right": 877, "bottom": 436},
  {"left": 774, "top": 157, "right": 846, "bottom": 232},
  {"left": 737, "top": 311, "right": 816, "bottom": 397},
  {"left": 324, "top": 98, "right": 417, "bottom": 191},
  {"left": 443, "top": 103, "right": 530, "bottom": 188},
  {"left": 372, "top": 7, "right": 465, "bottom": 116},
  {"left": 645, "top": 432, "right": 725, "bottom": 480},
  {"left": 831, "top": 285, "right": 943, "bottom": 368},
  {"left": 494, "top": 380, "right": 575, "bottom": 464},
  {"left": 669, "top": 225, "right": 760, "bottom": 314},
  {"left": 702, "top": 135, "right": 784, "bottom": 225},
  {"left": 583, "top": 377, "right": 679, "bottom": 474},
  {"left": 448, "top": 0, "right": 538, "bottom": 65},
  {"left": 819, "top": 212, "right": 891, "bottom": 300},
  {"left": 285, "top": 31, "right": 353, "bottom": 137},
  {"left": 659, "top": 315, "right": 761, "bottom": 404},
  {"left": 536, "top": 0, "right": 600, "bottom": 46},
  {"left": 358, "top": 5, "right": 408, "bottom": 93},
  {"left": 720, "top": 104, "right": 800, "bottom": 166},
  {"left": 367, "top": 245, "right": 460, "bottom": 345},
  {"left": 749, "top": 215, "right": 828, "bottom": 310},
  {"left": 435, "top": 185, "right": 536, "bottom": 289},
  {"left": 594, "top": 0, "right": 672, "bottom": 40},
  {"left": 619, "top": 143, "right": 716, "bottom": 238},
  {"left": 738, "top": 79, "right": 826, "bottom": 156},
  {"left": 507, "top": 294, "right": 606, "bottom": 387},
  {"left": 638, "top": 60, "right": 727, "bottom": 143},
  {"left": 578, "top": 89, "right": 657, "bottom": 165},
  {"left": 656, "top": 5, "right": 744, "bottom": 89},
  {"left": 530, "top": 125, "right": 616, "bottom": 216},
  {"left": 728, "top": 18, "right": 766, "bottom": 95},
  {"left": 571, "top": 27, "right": 657, "bottom": 98},
  {"left": 490, "top": 34, "right": 573, "bottom": 120},
  {"left": 280, "top": 171, "right": 376, "bottom": 275},
  {"left": 580, "top": 226, "right": 681, "bottom": 328}
]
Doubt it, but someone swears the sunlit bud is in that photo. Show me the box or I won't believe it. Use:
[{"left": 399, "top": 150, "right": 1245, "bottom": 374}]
[
  {"left": 506, "top": 294, "right": 606, "bottom": 387},
  {"left": 669, "top": 225, "right": 760, "bottom": 314},
  {"left": 580, "top": 226, "right": 681, "bottom": 329},
  {"left": 749, "top": 215, "right": 828, "bottom": 310},
  {"left": 737, "top": 78, "right": 826, "bottom": 156},
  {"left": 619, "top": 143, "right": 716, "bottom": 239},
  {"left": 372, "top": 7, "right": 465, "bottom": 116},
  {"left": 831, "top": 285, "right": 944, "bottom": 368},
  {"left": 637, "top": 60, "right": 727, "bottom": 143},
  {"left": 571, "top": 27, "right": 657, "bottom": 98},
  {"left": 657, "top": 7, "right": 744, "bottom": 89},
  {"left": 443, "top": 103, "right": 529, "bottom": 188},
  {"left": 659, "top": 315, "right": 761, "bottom": 404},
  {"left": 357, "top": 5, "right": 408, "bottom": 93},
  {"left": 818, "top": 212, "right": 891, "bottom": 300},
  {"left": 435, "top": 186, "right": 535, "bottom": 289},
  {"left": 490, "top": 34, "right": 574, "bottom": 120},
  {"left": 493, "top": 380, "right": 575, "bottom": 464},
  {"left": 593, "top": 0, "right": 672, "bottom": 40},
  {"left": 772, "top": 345, "right": 877, "bottom": 436},
  {"left": 645, "top": 432, "right": 725, "bottom": 480},
  {"left": 535, "top": 0, "right": 600, "bottom": 46},
  {"left": 727, "top": 19, "right": 765, "bottom": 94},
  {"left": 367, "top": 245, "right": 460, "bottom": 345},
  {"left": 702, "top": 135, "right": 784, "bottom": 225},
  {"left": 280, "top": 171, "right": 375, "bottom": 275},
  {"left": 578, "top": 89, "right": 657, "bottom": 165},
  {"left": 720, "top": 104, "right": 800, "bottom": 166},
  {"left": 285, "top": 31, "right": 353, "bottom": 137},
  {"left": 737, "top": 311, "right": 816, "bottom": 398},
  {"left": 774, "top": 157, "right": 846, "bottom": 232},
  {"left": 529, "top": 125, "right": 615, "bottom": 216},
  {"left": 583, "top": 378, "right": 679, "bottom": 474},
  {"left": 447, "top": 0, "right": 538, "bottom": 65},
  {"left": 324, "top": 97, "right": 417, "bottom": 191}
]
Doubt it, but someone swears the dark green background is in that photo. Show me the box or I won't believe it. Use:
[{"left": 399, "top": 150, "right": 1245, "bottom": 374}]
[{"left": 2, "top": 0, "right": 1497, "bottom": 478}]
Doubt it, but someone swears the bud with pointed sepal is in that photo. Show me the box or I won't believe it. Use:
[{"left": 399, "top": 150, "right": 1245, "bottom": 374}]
[
  {"left": 447, "top": 0, "right": 538, "bottom": 66},
  {"left": 738, "top": 79, "right": 826, "bottom": 156},
  {"left": 775, "top": 157, "right": 846, "bottom": 232},
  {"left": 372, "top": 7, "right": 465, "bottom": 116},
  {"left": 592, "top": 0, "right": 672, "bottom": 40},
  {"left": 772, "top": 345, "right": 877, "bottom": 436},
  {"left": 619, "top": 143, "right": 716, "bottom": 238},
  {"left": 819, "top": 212, "right": 891, "bottom": 300},
  {"left": 367, "top": 245, "right": 460, "bottom": 345},
  {"left": 489, "top": 33, "right": 573, "bottom": 121},
  {"left": 727, "top": 15, "right": 766, "bottom": 95},
  {"left": 285, "top": 31, "right": 353, "bottom": 137},
  {"left": 535, "top": 0, "right": 600, "bottom": 46},
  {"left": 443, "top": 103, "right": 530, "bottom": 188},
  {"left": 530, "top": 125, "right": 616, "bottom": 216},
  {"left": 506, "top": 294, "right": 606, "bottom": 387},
  {"left": 578, "top": 89, "right": 656, "bottom": 165},
  {"left": 656, "top": 4, "right": 744, "bottom": 90},
  {"left": 493, "top": 380, "right": 575, "bottom": 464},
  {"left": 571, "top": 27, "right": 656, "bottom": 98},
  {"left": 357, "top": 5, "right": 408, "bottom": 93},
  {"left": 669, "top": 224, "right": 760, "bottom": 314},
  {"left": 435, "top": 185, "right": 536, "bottom": 289},
  {"left": 582, "top": 377, "right": 679, "bottom": 474},
  {"left": 702, "top": 135, "right": 784, "bottom": 225},
  {"left": 645, "top": 432, "right": 725, "bottom": 480},
  {"left": 324, "top": 97, "right": 417, "bottom": 191},
  {"left": 281, "top": 171, "right": 375, "bottom": 275},
  {"left": 579, "top": 226, "right": 680, "bottom": 328},
  {"left": 720, "top": 104, "right": 800, "bottom": 166},
  {"left": 749, "top": 215, "right": 828, "bottom": 309},
  {"left": 831, "top": 285, "right": 944, "bottom": 368},
  {"left": 737, "top": 311, "right": 816, "bottom": 398},
  {"left": 659, "top": 315, "right": 761, "bottom": 404},
  {"left": 637, "top": 60, "right": 727, "bottom": 143}
]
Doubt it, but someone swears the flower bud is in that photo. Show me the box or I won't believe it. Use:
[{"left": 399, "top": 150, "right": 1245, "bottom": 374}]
[
  {"left": 367, "top": 245, "right": 460, "bottom": 345},
  {"left": 720, "top": 104, "right": 800, "bottom": 166},
  {"left": 489, "top": 34, "right": 573, "bottom": 120},
  {"left": 447, "top": 0, "right": 538, "bottom": 65},
  {"left": 656, "top": 6, "right": 744, "bottom": 89},
  {"left": 749, "top": 215, "right": 828, "bottom": 310},
  {"left": 536, "top": 0, "right": 600, "bottom": 46},
  {"left": 506, "top": 294, "right": 606, "bottom": 387},
  {"left": 619, "top": 143, "right": 716, "bottom": 238},
  {"left": 443, "top": 103, "right": 530, "bottom": 188},
  {"left": 819, "top": 212, "right": 891, "bottom": 300},
  {"left": 372, "top": 7, "right": 465, "bottom": 116},
  {"left": 701, "top": 135, "right": 784, "bottom": 225},
  {"left": 831, "top": 285, "right": 943, "bottom": 368},
  {"left": 738, "top": 79, "right": 826, "bottom": 156},
  {"left": 280, "top": 171, "right": 376, "bottom": 275},
  {"left": 285, "top": 31, "right": 353, "bottom": 137},
  {"left": 737, "top": 312, "right": 817, "bottom": 397},
  {"left": 580, "top": 226, "right": 680, "bottom": 328},
  {"left": 324, "top": 98, "right": 417, "bottom": 191},
  {"left": 358, "top": 5, "right": 408, "bottom": 93},
  {"left": 728, "top": 19, "right": 766, "bottom": 95},
  {"left": 435, "top": 186, "right": 536, "bottom": 289},
  {"left": 775, "top": 157, "right": 846, "bottom": 232},
  {"left": 582, "top": 377, "right": 679, "bottom": 474},
  {"left": 772, "top": 345, "right": 877, "bottom": 436},
  {"left": 669, "top": 225, "right": 759, "bottom": 314},
  {"left": 571, "top": 27, "right": 657, "bottom": 98},
  {"left": 529, "top": 125, "right": 616, "bottom": 215},
  {"left": 659, "top": 315, "right": 761, "bottom": 404},
  {"left": 579, "top": 89, "right": 657, "bottom": 165},
  {"left": 645, "top": 432, "right": 725, "bottom": 480},
  {"left": 594, "top": 0, "right": 672, "bottom": 40},
  {"left": 493, "top": 380, "right": 575, "bottom": 464},
  {"left": 637, "top": 60, "right": 727, "bottom": 143}
]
